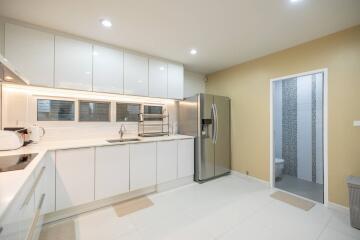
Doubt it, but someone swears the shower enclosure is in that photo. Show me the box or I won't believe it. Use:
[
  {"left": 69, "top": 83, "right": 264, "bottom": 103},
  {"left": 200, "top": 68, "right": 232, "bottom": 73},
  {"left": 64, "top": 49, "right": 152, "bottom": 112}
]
[{"left": 272, "top": 71, "right": 325, "bottom": 203}]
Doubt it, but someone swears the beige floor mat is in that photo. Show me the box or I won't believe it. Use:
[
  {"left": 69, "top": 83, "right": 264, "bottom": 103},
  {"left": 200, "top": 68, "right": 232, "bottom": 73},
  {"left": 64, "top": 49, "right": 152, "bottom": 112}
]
[
  {"left": 39, "top": 219, "right": 76, "bottom": 240},
  {"left": 113, "top": 196, "right": 154, "bottom": 217},
  {"left": 271, "top": 191, "right": 315, "bottom": 211}
]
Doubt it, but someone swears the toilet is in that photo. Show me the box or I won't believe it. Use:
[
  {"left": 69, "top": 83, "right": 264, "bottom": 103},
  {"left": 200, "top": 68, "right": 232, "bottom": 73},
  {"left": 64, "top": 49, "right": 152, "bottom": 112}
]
[{"left": 275, "top": 158, "right": 284, "bottom": 178}]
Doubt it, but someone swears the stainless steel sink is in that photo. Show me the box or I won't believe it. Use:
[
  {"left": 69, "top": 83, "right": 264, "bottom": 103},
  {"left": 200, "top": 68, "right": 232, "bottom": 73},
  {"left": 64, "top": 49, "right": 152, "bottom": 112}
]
[{"left": 106, "top": 138, "right": 141, "bottom": 143}]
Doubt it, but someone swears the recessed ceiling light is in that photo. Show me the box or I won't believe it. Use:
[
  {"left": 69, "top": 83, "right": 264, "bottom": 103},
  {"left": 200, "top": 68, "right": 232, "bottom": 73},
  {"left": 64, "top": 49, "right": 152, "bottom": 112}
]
[
  {"left": 290, "top": 0, "right": 302, "bottom": 3},
  {"left": 159, "top": 66, "right": 165, "bottom": 71},
  {"left": 190, "top": 49, "right": 197, "bottom": 55},
  {"left": 100, "top": 19, "right": 112, "bottom": 28},
  {"left": 4, "top": 76, "right": 13, "bottom": 80}
]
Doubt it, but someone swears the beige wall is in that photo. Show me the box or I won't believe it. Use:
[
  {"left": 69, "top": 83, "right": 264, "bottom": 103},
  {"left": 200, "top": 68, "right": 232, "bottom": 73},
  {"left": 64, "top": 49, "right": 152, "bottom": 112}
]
[
  {"left": 184, "top": 70, "right": 206, "bottom": 98},
  {"left": 206, "top": 25, "right": 360, "bottom": 207}
]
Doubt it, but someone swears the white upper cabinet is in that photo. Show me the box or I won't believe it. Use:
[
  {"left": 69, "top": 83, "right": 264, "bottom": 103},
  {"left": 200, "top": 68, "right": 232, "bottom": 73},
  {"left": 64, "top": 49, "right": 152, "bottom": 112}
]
[
  {"left": 149, "top": 58, "right": 168, "bottom": 98},
  {"left": 167, "top": 63, "right": 184, "bottom": 99},
  {"left": 95, "top": 145, "right": 130, "bottom": 200},
  {"left": 54, "top": 36, "right": 92, "bottom": 91},
  {"left": 124, "top": 52, "right": 149, "bottom": 96},
  {"left": 4, "top": 23, "right": 54, "bottom": 87},
  {"left": 93, "top": 45, "right": 124, "bottom": 94}
]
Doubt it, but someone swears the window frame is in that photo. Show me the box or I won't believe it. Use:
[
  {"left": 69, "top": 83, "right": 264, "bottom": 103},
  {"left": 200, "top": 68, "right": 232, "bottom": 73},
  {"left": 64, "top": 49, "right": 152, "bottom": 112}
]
[
  {"left": 36, "top": 98, "right": 76, "bottom": 122},
  {"left": 78, "top": 100, "right": 111, "bottom": 122},
  {"left": 115, "top": 102, "right": 141, "bottom": 122}
]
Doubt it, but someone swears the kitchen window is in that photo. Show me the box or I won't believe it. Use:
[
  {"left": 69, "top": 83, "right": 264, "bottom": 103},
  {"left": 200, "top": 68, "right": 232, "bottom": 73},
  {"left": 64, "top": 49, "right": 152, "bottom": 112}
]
[
  {"left": 116, "top": 103, "right": 140, "bottom": 122},
  {"left": 79, "top": 101, "right": 110, "bottom": 122},
  {"left": 144, "top": 105, "right": 163, "bottom": 121},
  {"left": 37, "top": 99, "right": 75, "bottom": 121}
]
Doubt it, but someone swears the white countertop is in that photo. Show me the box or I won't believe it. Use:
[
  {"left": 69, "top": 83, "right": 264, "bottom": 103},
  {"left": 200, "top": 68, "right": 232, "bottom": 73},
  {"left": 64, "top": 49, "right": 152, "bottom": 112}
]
[{"left": 0, "top": 134, "right": 194, "bottom": 221}]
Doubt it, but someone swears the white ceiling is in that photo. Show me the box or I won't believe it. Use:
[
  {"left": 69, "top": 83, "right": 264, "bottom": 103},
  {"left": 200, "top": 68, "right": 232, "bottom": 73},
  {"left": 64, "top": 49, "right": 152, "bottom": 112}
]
[{"left": 0, "top": 0, "right": 359, "bottom": 74}]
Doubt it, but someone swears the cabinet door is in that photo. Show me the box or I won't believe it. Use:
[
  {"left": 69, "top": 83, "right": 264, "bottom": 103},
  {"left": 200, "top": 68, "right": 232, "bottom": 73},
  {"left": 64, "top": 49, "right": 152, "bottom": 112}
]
[
  {"left": 55, "top": 148, "right": 95, "bottom": 210},
  {"left": 34, "top": 151, "right": 55, "bottom": 215},
  {"left": 93, "top": 45, "right": 124, "bottom": 94},
  {"left": 177, "top": 139, "right": 194, "bottom": 178},
  {"left": 124, "top": 52, "right": 149, "bottom": 96},
  {"left": 54, "top": 36, "right": 92, "bottom": 91},
  {"left": 157, "top": 141, "right": 177, "bottom": 184},
  {"left": 4, "top": 23, "right": 54, "bottom": 87},
  {"left": 167, "top": 63, "right": 184, "bottom": 99},
  {"left": 18, "top": 174, "right": 35, "bottom": 240},
  {"left": 130, "top": 143, "right": 156, "bottom": 191},
  {"left": 149, "top": 58, "right": 167, "bottom": 98},
  {"left": 95, "top": 145, "right": 130, "bottom": 200}
]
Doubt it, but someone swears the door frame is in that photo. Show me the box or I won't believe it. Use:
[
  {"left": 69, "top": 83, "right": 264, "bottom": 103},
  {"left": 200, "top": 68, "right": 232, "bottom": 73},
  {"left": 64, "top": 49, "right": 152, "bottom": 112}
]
[{"left": 269, "top": 68, "right": 328, "bottom": 206}]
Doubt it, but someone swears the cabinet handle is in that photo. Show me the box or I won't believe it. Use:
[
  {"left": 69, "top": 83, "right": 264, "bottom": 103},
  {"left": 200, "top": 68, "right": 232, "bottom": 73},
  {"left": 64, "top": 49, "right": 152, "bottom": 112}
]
[
  {"left": 25, "top": 193, "right": 46, "bottom": 240},
  {"left": 22, "top": 166, "right": 46, "bottom": 207}
]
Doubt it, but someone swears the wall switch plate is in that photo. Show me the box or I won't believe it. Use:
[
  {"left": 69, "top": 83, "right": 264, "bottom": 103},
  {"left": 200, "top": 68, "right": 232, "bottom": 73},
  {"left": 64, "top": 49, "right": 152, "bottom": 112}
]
[{"left": 353, "top": 121, "right": 360, "bottom": 127}]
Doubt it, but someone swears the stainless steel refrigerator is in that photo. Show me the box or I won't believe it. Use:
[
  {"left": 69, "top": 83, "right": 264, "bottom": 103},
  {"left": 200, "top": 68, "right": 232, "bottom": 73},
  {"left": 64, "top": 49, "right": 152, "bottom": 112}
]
[{"left": 179, "top": 94, "right": 231, "bottom": 182}]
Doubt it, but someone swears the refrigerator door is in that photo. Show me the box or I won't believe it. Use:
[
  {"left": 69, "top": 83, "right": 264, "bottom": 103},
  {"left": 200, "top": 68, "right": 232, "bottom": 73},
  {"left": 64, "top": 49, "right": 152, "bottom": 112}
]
[
  {"left": 198, "top": 94, "right": 215, "bottom": 180},
  {"left": 214, "top": 96, "right": 231, "bottom": 176}
]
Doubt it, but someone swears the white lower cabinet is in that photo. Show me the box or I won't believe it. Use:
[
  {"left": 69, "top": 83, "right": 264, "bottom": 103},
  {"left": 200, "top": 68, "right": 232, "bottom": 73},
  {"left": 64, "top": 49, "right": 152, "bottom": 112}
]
[
  {"left": 95, "top": 145, "right": 130, "bottom": 200},
  {"left": 55, "top": 148, "right": 95, "bottom": 211},
  {"left": 34, "top": 151, "right": 55, "bottom": 215},
  {"left": 130, "top": 143, "right": 156, "bottom": 191},
  {"left": 177, "top": 139, "right": 195, "bottom": 178},
  {"left": 0, "top": 175, "right": 34, "bottom": 240},
  {"left": 156, "top": 141, "right": 178, "bottom": 184}
]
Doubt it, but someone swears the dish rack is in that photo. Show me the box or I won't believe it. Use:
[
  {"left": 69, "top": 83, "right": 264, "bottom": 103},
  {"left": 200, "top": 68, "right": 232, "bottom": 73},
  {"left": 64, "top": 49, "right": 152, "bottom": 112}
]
[{"left": 138, "top": 113, "right": 170, "bottom": 137}]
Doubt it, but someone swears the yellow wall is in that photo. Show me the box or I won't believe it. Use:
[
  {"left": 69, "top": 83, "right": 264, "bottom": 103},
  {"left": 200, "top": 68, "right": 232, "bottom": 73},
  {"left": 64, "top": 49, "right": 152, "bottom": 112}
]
[{"left": 206, "top": 25, "right": 360, "bottom": 207}]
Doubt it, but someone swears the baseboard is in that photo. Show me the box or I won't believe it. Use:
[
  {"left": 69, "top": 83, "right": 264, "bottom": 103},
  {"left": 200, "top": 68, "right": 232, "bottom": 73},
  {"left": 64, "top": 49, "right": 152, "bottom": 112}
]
[
  {"left": 156, "top": 176, "right": 195, "bottom": 193},
  {"left": 231, "top": 170, "right": 270, "bottom": 186},
  {"left": 328, "top": 201, "right": 349, "bottom": 214},
  {"left": 43, "top": 186, "right": 156, "bottom": 224}
]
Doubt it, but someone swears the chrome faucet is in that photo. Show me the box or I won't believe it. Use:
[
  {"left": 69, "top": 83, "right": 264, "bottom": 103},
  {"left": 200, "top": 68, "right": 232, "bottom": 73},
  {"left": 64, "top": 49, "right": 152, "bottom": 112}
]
[{"left": 119, "top": 124, "right": 126, "bottom": 140}]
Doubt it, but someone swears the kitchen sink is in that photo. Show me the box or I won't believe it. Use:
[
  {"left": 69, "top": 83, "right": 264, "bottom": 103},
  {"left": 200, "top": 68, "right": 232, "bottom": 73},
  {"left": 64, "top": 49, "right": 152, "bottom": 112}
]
[{"left": 106, "top": 138, "right": 141, "bottom": 143}]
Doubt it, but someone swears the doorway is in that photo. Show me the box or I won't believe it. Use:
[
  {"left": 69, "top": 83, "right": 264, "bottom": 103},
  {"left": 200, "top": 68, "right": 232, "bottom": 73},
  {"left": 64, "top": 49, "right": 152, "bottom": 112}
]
[{"left": 270, "top": 69, "right": 328, "bottom": 204}]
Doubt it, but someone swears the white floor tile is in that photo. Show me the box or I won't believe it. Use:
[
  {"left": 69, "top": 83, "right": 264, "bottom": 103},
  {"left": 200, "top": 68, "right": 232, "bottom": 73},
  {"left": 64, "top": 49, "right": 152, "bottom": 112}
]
[{"left": 40, "top": 175, "right": 360, "bottom": 240}]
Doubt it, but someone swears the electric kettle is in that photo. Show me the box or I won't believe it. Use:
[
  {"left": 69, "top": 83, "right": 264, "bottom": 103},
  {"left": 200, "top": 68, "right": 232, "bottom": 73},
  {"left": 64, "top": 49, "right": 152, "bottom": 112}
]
[{"left": 28, "top": 125, "right": 45, "bottom": 143}]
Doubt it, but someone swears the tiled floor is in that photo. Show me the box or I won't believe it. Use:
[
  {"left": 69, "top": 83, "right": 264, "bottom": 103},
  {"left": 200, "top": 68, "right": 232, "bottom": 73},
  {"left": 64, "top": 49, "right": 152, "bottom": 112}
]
[
  {"left": 41, "top": 175, "right": 360, "bottom": 240},
  {"left": 275, "top": 174, "right": 324, "bottom": 203}
]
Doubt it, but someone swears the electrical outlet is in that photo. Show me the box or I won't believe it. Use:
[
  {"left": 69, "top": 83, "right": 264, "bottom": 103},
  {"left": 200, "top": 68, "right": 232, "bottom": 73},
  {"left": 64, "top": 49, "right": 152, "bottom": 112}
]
[{"left": 354, "top": 121, "right": 360, "bottom": 127}]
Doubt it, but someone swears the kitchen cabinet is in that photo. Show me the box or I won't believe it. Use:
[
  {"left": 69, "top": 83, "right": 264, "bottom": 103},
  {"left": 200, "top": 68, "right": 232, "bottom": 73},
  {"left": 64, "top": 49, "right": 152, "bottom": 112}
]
[
  {"left": 130, "top": 142, "right": 156, "bottom": 191},
  {"left": 0, "top": 176, "right": 33, "bottom": 240},
  {"left": 0, "top": 20, "right": 4, "bottom": 55},
  {"left": 55, "top": 148, "right": 95, "bottom": 210},
  {"left": 149, "top": 58, "right": 168, "bottom": 98},
  {"left": 93, "top": 45, "right": 124, "bottom": 94},
  {"left": 34, "top": 151, "right": 55, "bottom": 215},
  {"left": 54, "top": 36, "right": 92, "bottom": 91},
  {"left": 177, "top": 139, "right": 194, "bottom": 178},
  {"left": 124, "top": 52, "right": 149, "bottom": 96},
  {"left": 17, "top": 174, "right": 35, "bottom": 240},
  {"left": 167, "top": 63, "right": 184, "bottom": 99},
  {"left": 156, "top": 140, "right": 178, "bottom": 184},
  {"left": 4, "top": 23, "right": 54, "bottom": 87},
  {"left": 95, "top": 145, "right": 130, "bottom": 200}
]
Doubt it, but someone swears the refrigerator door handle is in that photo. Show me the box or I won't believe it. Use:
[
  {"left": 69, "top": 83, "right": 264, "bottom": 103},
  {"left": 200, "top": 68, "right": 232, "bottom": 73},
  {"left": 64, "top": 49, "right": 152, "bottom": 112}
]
[
  {"left": 211, "top": 103, "right": 216, "bottom": 144},
  {"left": 214, "top": 103, "right": 219, "bottom": 143}
]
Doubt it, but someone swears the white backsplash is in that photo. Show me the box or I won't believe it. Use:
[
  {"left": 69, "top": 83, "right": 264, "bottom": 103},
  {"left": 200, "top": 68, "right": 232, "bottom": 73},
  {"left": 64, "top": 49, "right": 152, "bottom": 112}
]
[{"left": 1, "top": 85, "right": 179, "bottom": 141}]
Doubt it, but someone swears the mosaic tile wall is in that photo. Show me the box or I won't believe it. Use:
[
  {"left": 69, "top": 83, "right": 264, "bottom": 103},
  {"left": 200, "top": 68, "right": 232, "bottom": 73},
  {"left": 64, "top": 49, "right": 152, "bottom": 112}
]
[
  {"left": 282, "top": 78, "right": 298, "bottom": 177},
  {"left": 278, "top": 74, "right": 323, "bottom": 183}
]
